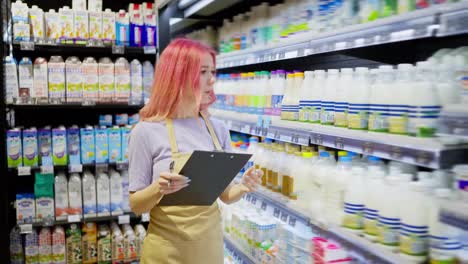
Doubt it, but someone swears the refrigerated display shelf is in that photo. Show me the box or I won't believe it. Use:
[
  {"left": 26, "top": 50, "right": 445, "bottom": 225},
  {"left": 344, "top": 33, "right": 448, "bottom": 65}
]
[
  {"left": 224, "top": 234, "right": 257, "bottom": 264},
  {"left": 216, "top": 2, "right": 468, "bottom": 69},
  {"left": 247, "top": 190, "right": 408, "bottom": 264},
  {"left": 213, "top": 110, "right": 468, "bottom": 169},
  {"left": 10, "top": 162, "right": 129, "bottom": 176},
  {"left": 6, "top": 103, "right": 144, "bottom": 110}
]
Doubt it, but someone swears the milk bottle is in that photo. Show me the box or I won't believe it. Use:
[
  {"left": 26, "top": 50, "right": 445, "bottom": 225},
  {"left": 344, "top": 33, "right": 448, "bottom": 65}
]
[
  {"left": 52, "top": 226, "right": 66, "bottom": 264},
  {"left": 377, "top": 176, "right": 401, "bottom": 250},
  {"left": 10, "top": 227, "right": 24, "bottom": 264},
  {"left": 399, "top": 182, "right": 430, "bottom": 262},
  {"left": 121, "top": 170, "right": 131, "bottom": 212},
  {"left": 326, "top": 156, "right": 352, "bottom": 226},
  {"left": 312, "top": 151, "right": 335, "bottom": 224},
  {"left": 48, "top": 56, "right": 65, "bottom": 101},
  {"left": 364, "top": 169, "right": 385, "bottom": 241},
  {"left": 369, "top": 66, "right": 393, "bottom": 133},
  {"left": 82, "top": 57, "right": 99, "bottom": 101},
  {"left": 291, "top": 71, "right": 304, "bottom": 121},
  {"left": 348, "top": 67, "right": 370, "bottom": 130},
  {"left": 68, "top": 173, "right": 83, "bottom": 216},
  {"left": 98, "top": 57, "right": 115, "bottom": 103},
  {"left": 114, "top": 57, "right": 131, "bottom": 103},
  {"left": 82, "top": 171, "right": 97, "bottom": 218},
  {"left": 436, "top": 59, "right": 461, "bottom": 107},
  {"left": 309, "top": 70, "right": 325, "bottom": 123},
  {"left": 281, "top": 72, "right": 296, "bottom": 120},
  {"left": 142, "top": 61, "right": 154, "bottom": 103},
  {"left": 342, "top": 167, "right": 365, "bottom": 233},
  {"left": 299, "top": 71, "right": 314, "bottom": 122},
  {"left": 271, "top": 70, "right": 286, "bottom": 116},
  {"left": 65, "top": 57, "right": 83, "bottom": 103},
  {"left": 54, "top": 172, "right": 68, "bottom": 220},
  {"left": 294, "top": 152, "right": 314, "bottom": 210},
  {"left": 388, "top": 64, "right": 413, "bottom": 135},
  {"left": 409, "top": 62, "right": 441, "bottom": 137},
  {"left": 110, "top": 170, "right": 124, "bottom": 216},
  {"left": 334, "top": 68, "right": 352, "bottom": 127},
  {"left": 321, "top": 69, "right": 338, "bottom": 125},
  {"left": 97, "top": 171, "right": 111, "bottom": 217},
  {"left": 257, "top": 71, "right": 268, "bottom": 115},
  {"left": 246, "top": 72, "right": 255, "bottom": 114}
]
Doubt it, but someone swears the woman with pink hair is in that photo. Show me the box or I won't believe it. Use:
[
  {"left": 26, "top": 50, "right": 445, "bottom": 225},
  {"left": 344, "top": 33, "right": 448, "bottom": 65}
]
[{"left": 128, "top": 38, "right": 262, "bottom": 264}]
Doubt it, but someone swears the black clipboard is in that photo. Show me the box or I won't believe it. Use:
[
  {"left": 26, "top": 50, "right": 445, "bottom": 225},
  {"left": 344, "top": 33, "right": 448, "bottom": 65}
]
[{"left": 159, "top": 150, "right": 252, "bottom": 206}]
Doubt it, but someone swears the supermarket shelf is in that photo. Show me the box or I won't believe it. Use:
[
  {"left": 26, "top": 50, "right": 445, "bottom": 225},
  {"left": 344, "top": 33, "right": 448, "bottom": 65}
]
[
  {"left": 10, "top": 162, "right": 129, "bottom": 176},
  {"left": 7, "top": 103, "right": 144, "bottom": 110},
  {"left": 224, "top": 234, "right": 257, "bottom": 264},
  {"left": 439, "top": 201, "right": 468, "bottom": 231},
  {"left": 215, "top": 2, "right": 468, "bottom": 69},
  {"left": 248, "top": 188, "right": 407, "bottom": 264},
  {"left": 12, "top": 41, "right": 157, "bottom": 56},
  {"left": 184, "top": 0, "right": 243, "bottom": 18},
  {"left": 213, "top": 110, "right": 468, "bottom": 169}
]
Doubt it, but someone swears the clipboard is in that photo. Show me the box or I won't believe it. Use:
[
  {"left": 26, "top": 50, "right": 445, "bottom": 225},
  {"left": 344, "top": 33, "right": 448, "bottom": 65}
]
[{"left": 159, "top": 150, "right": 252, "bottom": 206}]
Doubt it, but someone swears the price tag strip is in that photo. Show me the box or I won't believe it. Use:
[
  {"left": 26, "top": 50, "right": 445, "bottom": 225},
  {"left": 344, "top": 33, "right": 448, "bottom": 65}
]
[{"left": 118, "top": 214, "right": 130, "bottom": 224}]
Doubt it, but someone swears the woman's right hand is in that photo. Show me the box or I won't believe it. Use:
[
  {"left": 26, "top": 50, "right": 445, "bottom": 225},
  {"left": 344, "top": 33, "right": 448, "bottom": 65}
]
[{"left": 158, "top": 172, "right": 191, "bottom": 195}]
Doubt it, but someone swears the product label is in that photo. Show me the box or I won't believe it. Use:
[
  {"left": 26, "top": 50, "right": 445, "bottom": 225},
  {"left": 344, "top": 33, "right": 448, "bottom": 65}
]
[
  {"left": 334, "top": 102, "right": 348, "bottom": 127},
  {"left": 271, "top": 95, "right": 284, "bottom": 116},
  {"left": 112, "top": 236, "right": 125, "bottom": 260},
  {"left": 46, "top": 13, "right": 61, "bottom": 39},
  {"left": 23, "top": 131, "right": 38, "bottom": 167},
  {"left": 5, "top": 63, "right": 19, "bottom": 103},
  {"left": 89, "top": 12, "right": 102, "bottom": 40},
  {"left": 60, "top": 10, "right": 74, "bottom": 40},
  {"left": 364, "top": 208, "right": 379, "bottom": 236},
  {"left": 19, "top": 63, "right": 33, "bottom": 97},
  {"left": 30, "top": 10, "right": 45, "bottom": 39},
  {"left": 114, "top": 65, "right": 131, "bottom": 100},
  {"left": 33, "top": 63, "right": 48, "bottom": 98},
  {"left": 99, "top": 65, "right": 114, "bottom": 100},
  {"left": 408, "top": 105, "right": 440, "bottom": 137},
  {"left": 74, "top": 11, "right": 88, "bottom": 40},
  {"left": 52, "top": 129, "right": 67, "bottom": 165},
  {"left": 98, "top": 235, "right": 111, "bottom": 262},
  {"left": 82, "top": 64, "right": 99, "bottom": 99},
  {"left": 52, "top": 231, "right": 66, "bottom": 264},
  {"left": 55, "top": 183, "right": 68, "bottom": 217},
  {"left": 8, "top": 131, "right": 23, "bottom": 168},
  {"left": 66, "top": 64, "right": 83, "bottom": 101},
  {"left": 320, "top": 110, "right": 335, "bottom": 125},
  {"left": 48, "top": 64, "right": 66, "bottom": 98},
  {"left": 400, "top": 223, "right": 429, "bottom": 256},
  {"left": 102, "top": 13, "right": 116, "bottom": 41},
  {"left": 343, "top": 202, "right": 364, "bottom": 230},
  {"left": 66, "top": 234, "right": 82, "bottom": 264},
  {"left": 38, "top": 243, "right": 52, "bottom": 263},
  {"left": 13, "top": 23, "right": 30, "bottom": 41},
  {"left": 348, "top": 103, "right": 369, "bottom": 130},
  {"left": 377, "top": 217, "right": 400, "bottom": 246},
  {"left": 369, "top": 105, "right": 389, "bottom": 132},
  {"left": 83, "top": 185, "right": 97, "bottom": 215}
]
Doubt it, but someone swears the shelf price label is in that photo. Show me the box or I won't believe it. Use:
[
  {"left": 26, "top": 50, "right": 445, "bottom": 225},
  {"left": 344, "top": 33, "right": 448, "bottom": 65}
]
[
  {"left": 390, "top": 146, "right": 403, "bottom": 159},
  {"left": 118, "top": 215, "right": 130, "bottom": 224},
  {"left": 245, "top": 195, "right": 252, "bottom": 202},
  {"left": 280, "top": 134, "right": 293, "bottom": 143},
  {"left": 240, "top": 125, "right": 251, "bottom": 134},
  {"left": 141, "top": 213, "right": 150, "bottom": 222},
  {"left": 288, "top": 217, "right": 297, "bottom": 227},
  {"left": 362, "top": 142, "right": 374, "bottom": 155},
  {"left": 18, "top": 166, "right": 31, "bottom": 176},
  {"left": 274, "top": 130, "right": 281, "bottom": 141},
  {"left": 280, "top": 211, "right": 289, "bottom": 223},
  {"left": 112, "top": 45, "right": 125, "bottom": 54},
  {"left": 313, "top": 134, "right": 323, "bottom": 145},
  {"left": 69, "top": 164, "right": 83, "bottom": 173},
  {"left": 19, "top": 224, "right": 33, "bottom": 234},
  {"left": 40, "top": 165, "right": 54, "bottom": 174},
  {"left": 143, "top": 46, "right": 157, "bottom": 54},
  {"left": 416, "top": 151, "right": 431, "bottom": 165},
  {"left": 68, "top": 215, "right": 81, "bottom": 223},
  {"left": 251, "top": 197, "right": 257, "bottom": 206},
  {"left": 261, "top": 201, "right": 267, "bottom": 211},
  {"left": 273, "top": 208, "right": 280, "bottom": 218},
  {"left": 20, "top": 41, "right": 35, "bottom": 50},
  {"left": 334, "top": 137, "right": 344, "bottom": 149},
  {"left": 297, "top": 48, "right": 305, "bottom": 57}
]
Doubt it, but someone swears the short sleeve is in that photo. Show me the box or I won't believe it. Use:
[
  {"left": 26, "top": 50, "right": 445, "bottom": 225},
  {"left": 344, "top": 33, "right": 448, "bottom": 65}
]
[
  {"left": 212, "top": 118, "right": 232, "bottom": 152},
  {"left": 128, "top": 123, "right": 153, "bottom": 192}
]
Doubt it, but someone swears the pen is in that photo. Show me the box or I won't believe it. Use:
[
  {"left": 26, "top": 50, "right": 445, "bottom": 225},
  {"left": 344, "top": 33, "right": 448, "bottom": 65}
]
[{"left": 168, "top": 160, "right": 175, "bottom": 188}]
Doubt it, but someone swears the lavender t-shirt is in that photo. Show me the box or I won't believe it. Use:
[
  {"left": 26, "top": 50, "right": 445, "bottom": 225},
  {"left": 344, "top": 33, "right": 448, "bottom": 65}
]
[{"left": 128, "top": 116, "right": 232, "bottom": 192}]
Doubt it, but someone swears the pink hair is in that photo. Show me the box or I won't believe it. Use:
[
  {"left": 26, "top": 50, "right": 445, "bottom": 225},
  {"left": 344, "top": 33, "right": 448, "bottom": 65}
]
[{"left": 140, "top": 38, "right": 217, "bottom": 121}]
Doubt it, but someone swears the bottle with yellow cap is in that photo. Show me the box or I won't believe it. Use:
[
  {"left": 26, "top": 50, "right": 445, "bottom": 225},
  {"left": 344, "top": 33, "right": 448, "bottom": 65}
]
[
  {"left": 295, "top": 151, "right": 316, "bottom": 210},
  {"left": 281, "top": 72, "right": 296, "bottom": 120},
  {"left": 291, "top": 71, "right": 305, "bottom": 121}
]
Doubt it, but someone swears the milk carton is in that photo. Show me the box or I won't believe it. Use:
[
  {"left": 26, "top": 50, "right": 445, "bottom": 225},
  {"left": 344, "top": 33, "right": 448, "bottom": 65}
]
[
  {"left": 35, "top": 195, "right": 54, "bottom": 224},
  {"left": 66, "top": 224, "right": 82, "bottom": 264},
  {"left": 7, "top": 129, "right": 23, "bottom": 168},
  {"left": 10, "top": 227, "right": 24, "bottom": 264},
  {"left": 142, "top": 61, "right": 154, "bottom": 102},
  {"left": 110, "top": 170, "right": 123, "bottom": 216},
  {"left": 59, "top": 6, "right": 74, "bottom": 43},
  {"left": 82, "top": 171, "right": 97, "bottom": 218},
  {"left": 4, "top": 56, "right": 19, "bottom": 104},
  {"left": 68, "top": 173, "right": 83, "bottom": 216},
  {"left": 11, "top": 0, "right": 29, "bottom": 23},
  {"left": 88, "top": 11, "right": 102, "bottom": 41},
  {"left": 98, "top": 57, "right": 115, "bottom": 103},
  {"left": 19, "top": 57, "right": 33, "bottom": 99},
  {"left": 116, "top": 10, "right": 130, "bottom": 46},
  {"left": 114, "top": 57, "right": 131, "bottom": 103},
  {"left": 38, "top": 127, "right": 52, "bottom": 166},
  {"left": 13, "top": 21, "right": 30, "bottom": 41},
  {"left": 54, "top": 172, "right": 68, "bottom": 220},
  {"left": 96, "top": 172, "right": 111, "bottom": 217},
  {"left": 128, "top": 114, "right": 139, "bottom": 125},
  {"left": 97, "top": 225, "right": 111, "bottom": 263},
  {"left": 144, "top": 14, "right": 157, "bottom": 46},
  {"left": 45, "top": 9, "right": 61, "bottom": 42},
  {"left": 52, "top": 126, "right": 67, "bottom": 166},
  {"left": 88, "top": 0, "right": 103, "bottom": 12},
  {"left": 74, "top": 10, "right": 89, "bottom": 44},
  {"left": 25, "top": 228, "right": 39, "bottom": 264},
  {"left": 121, "top": 126, "right": 131, "bottom": 163},
  {"left": 48, "top": 56, "right": 66, "bottom": 101},
  {"left": 67, "top": 126, "right": 81, "bottom": 165},
  {"left": 102, "top": 9, "right": 115, "bottom": 43},
  {"left": 65, "top": 57, "right": 83, "bottom": 103},
  {"left": 80, "top": 126, "right": 95, "bottom": 164},
  {"left": 82, "top": 223, "right": 97, "bottom": 264},
  {"left": 121, "top": 170, "right": 130, "bottom": 212},
  {"left": 95, "top": 126, "right": 109, "bottom": 163},
  {"left": 82, "top": 57, "right": 99, "bottom": 101},
  {"left": 52, "top": 226, "right": 66, "bottom": 264},
  {"left": 108, "top": 126, "right": 122, "bottom": 163},
  {"left": 99, "top": 114, "right": 112, "bottom": 126},
  {"left": 29, "top": 6, "right": 45, "bottom": 41},
  {"left": 16, "top": 193, "right": 35, "bottom": 224},
  {"left": 38, "top": 227, "right": 52, "bottom": 264},
  {"left": 130, "top": 59, "right": 143, "bottom": 104},
  {"left": 33, "top": 57, "right": 48, "bottom": 103},
  {"left": 115, "top": 114, "right": 128, "bottom": 126},
  {"left": 72, "top": 0, "right": 86, "bottom": 10},
  {"left": 22, "top": 127, "right": 39, "bottom": 167}
]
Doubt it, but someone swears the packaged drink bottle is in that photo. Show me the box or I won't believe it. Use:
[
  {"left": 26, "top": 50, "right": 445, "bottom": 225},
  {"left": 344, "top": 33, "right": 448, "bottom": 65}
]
[
  {"left": 114, "top": 57, "right": 131, "bottom": 103},
  {"left": 369, "top": 66, "right": 394, "bottom": 133},
  {"left": 82, "top": 171, "right": 97, "bottom": 218},
  {"left": 348, "top": 67, "right": 370, "bottom": 130},
  {"left": 98, "top": 57, "right": 115, "bottom": 103},
  {"left": 321, "top": 69, "right": 338, "bottom": 125},
  {"left": 388, "top": 64, "right": 413, "bottom": 135},
  {"left": 19, "top": 57, "right": 33, "bottom": 100},
  {"left": 68, "top": 173, "right": 83, "bottom": 216},
  {"left": 334, "top": 68, "right": 352, "bottom": 127}
]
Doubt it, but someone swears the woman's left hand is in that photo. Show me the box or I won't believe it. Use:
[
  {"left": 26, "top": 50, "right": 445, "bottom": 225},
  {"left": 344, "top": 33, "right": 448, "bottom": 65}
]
[{"left": 240, "top": 167, "right": 263, "bottom": 192}]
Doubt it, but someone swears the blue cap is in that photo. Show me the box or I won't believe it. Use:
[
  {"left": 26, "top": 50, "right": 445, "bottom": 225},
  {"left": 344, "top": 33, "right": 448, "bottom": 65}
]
[
  {"left": 240, "top": 145, "right": 248, "bottom": 150},
  {"left": 368, "top": 156, "right": 381, "bottom": 162},
  {"left": 264, "top": 138, "right": 273, "bottom": 143},
  {"left": 319, "top": 151, "right": 330, "bottom": 158},
  {"left": 339, "top": 156, "right": 352, "bottom": 162},
  {"left": 249, "top": 137, "right": 259, "bottom": 143},
  {"left": 348, "top": 151, "right": 357, "bottom": 157}
]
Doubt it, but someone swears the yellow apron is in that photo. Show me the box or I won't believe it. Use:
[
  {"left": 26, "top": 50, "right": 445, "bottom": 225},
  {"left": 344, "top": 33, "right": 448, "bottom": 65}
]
[{"left": 141, "top": 113, "right": 224, "bottom": 264}]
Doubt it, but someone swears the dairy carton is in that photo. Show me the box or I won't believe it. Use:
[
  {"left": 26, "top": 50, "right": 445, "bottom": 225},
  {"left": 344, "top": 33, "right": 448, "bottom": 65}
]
[
  {"left": 88, "top": 0, "right": 103, "bottom": 12},
  {"left": 4, "top": 56, "right": 19, "bottom": 104},
  {"left": 121, "top": 126, "right": 131, "bottom": 163},
  {"left": 80, "top": 126, "right": 95, "bottom": 164},
  {"left": 95, "top": 126, "right": 109, "bottom": 163},
  {"left": 16, "top": 193, "right": 35, "bottom": 224},
  {"left": 144, "top": 14, "right": 157, "bottom": 47},
  {"left": 97, "top": 225, "right": 111, "bottom": 263},
  {"left": 45, "top": 9, "right": 61, "bottom": 42},
  {"left": 142, "top": 61, "right": 154, "bottom": 102},
  {"left": 29, "top": 6, "right": 45, "bottom": 41},
  {"left": 48, "top": 56, "right": 65, "bottom": 100},
  {"left": 12, "top": 0, "right": 29, "bottom": 23},
  {"left": 38, "top": 127, "right": 52, "bottom": 166},
  {"left": 67, "top": 126, "right": 81, "bottom": 165},
  {"left": 114, "top": 57, "right": 131, "bottom": 103},
  {"left": 13, "top": 21, "right": 30, "bottom": 41},
  {"left": 74, "top": 10, "right": 89, "bottom": 44},
  {"left": 110, "top": 170, "right": 123, "bottom": 215},
  {"left": 72, "top": 0, "right": 86, "bottom": 10},
  {"left": 65, "top": 57, "right": 83, "bottom": 103},
  {"left": 54, "top": 172, "right": 69, "bottom": 220},
  {"left": 98, "top": 57, "right": 115, "bottom": 103},
  {"left": 25, "top": 228, "right": 39, "bottom": 264},
  {"left": 33, "top": 57, "right": 48, "bottom": 102},
  {"left": 96, "top": 172, "right": 111, "bottom": 217},
  {"left": 108, "top": 126, "right": 122, "bottom": 163},
  {"left": 88, "top": 11, "right": 102, "bottom": 41},
  {"left": 59, "top": 6, "right": 74, "bottom": 43},
  {"left": 38, "top": 227, "right": 52, "bottom": 264},
  {"left": 7, "top": 129, "right": 23, "bottom": 168},
  {"left": 22, "top": 127, "right": 39, "bottom": 167},
  {"left": 82, "top": 223, "right": 97, "bottom": 264},
  {"left": 102, "top": 9, "right": 116, "bottom": 43},
  {"left": 82, "top": 171, "right": 97, "bottom": 218},
  {"left": 116, "top": 10, "right": 130, "bottom": 46},
  {"left": 35, "top": 195, "right": 54, "bottom": 223},
  {"left": 82, "top": 57, "right": 99, "bottom": 101},
  {"left": 66, "top": 224, "right": 82, "bottom": 264},
  {"left": 68, "top": 173, "right": 83, "bottom": 216},
  {"left": 18, "top": 57, "right": 33, "bottom": 99},
  {"left": 130, "top": 59, "right": 143, "bottom": 104},
  {"left": 52, "top": 126, "right": 68, "bottom": 166},
  {"left": 52, "top": 226, "right": 66, "bottom": 264}
]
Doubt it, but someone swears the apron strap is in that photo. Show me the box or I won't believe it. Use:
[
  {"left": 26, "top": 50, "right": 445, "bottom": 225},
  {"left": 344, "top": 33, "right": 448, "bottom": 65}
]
[
  {"left": 166, "top": 113, "right": 223, "bottom": 155},
  {"left": 200, "top": 112, "right": 223, "bottom": 151}
]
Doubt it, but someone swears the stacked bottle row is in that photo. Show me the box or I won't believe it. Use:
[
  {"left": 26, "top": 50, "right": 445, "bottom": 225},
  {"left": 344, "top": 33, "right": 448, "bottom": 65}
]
[
  {"left": 189, "top": 0, "right": 461, "bottom": 54},
  {"left": 214, "top": 47, "right": 468, "bottom": 137},
  {"left": 10, "top": 222, "right": 146, "bottom": 264},
  {"left": 221, "top": 198, "right": 353, "bottom": 264},
  {"left": 245, "top": 138, "right": 468, "bottom": 263},
  {"left": 16, "top": 170, "right": 131, "bottom": 224},
  {"left": 12, "top": 0, "right": 157, "bottom": 47},
  {"left": 3, "top": 56, "right": 154, "bottom": 105}
]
